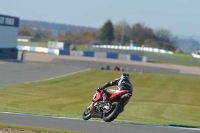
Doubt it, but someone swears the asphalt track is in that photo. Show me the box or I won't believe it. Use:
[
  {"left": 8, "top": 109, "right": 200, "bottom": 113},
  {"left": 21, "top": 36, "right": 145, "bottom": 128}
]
[
  {"left": 18, "top": 51, "right": 200, "bottom": 76},
  {"left": 0, "top": 61, "right": 88, "bottom": 86},
  {"left": 0, "top": 112, "right": 200, "bottom": 133},
  {"left": 0, "top": 61, "right": 200, "bottom": 133}
]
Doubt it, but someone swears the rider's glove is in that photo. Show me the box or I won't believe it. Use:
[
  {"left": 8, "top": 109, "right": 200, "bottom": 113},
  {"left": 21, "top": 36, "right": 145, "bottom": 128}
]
[
  {"left": 96, "top": 88, "right": 101, "bottom": 92},
  {"left": 97, "top": 87, "right": 103, "bottom": 92}
]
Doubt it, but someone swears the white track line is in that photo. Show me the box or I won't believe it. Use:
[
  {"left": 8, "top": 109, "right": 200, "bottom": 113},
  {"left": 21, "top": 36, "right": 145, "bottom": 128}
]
[
  {"left": 0, "top": 112, "right": 101, "bottom": 122},
  {"left": 24, "top": 68, "right": 90, "bottom": 83},
  {"left": 0, "top": 68, "right": 90, "bottom": 87}
]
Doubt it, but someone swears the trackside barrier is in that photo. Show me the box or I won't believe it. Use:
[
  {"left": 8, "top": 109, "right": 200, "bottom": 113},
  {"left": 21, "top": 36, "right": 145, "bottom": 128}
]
[
  {"left": 92, "top": 45, "right": 174, "bottom": 54},
  {"left": 192, "top": 53, "right": 200, "bottom": 59},
  {"left": 17, "top": 46, "right": 59, "bottom": 55},
  {"left": 107, "top": 53, "right": 118, "bottom": 59},
  {"left": 94, "top": 52, "right": 107, "bottom": 58},
  {"left": 130, "top": 54, "right": 143, "bottom": 61},
  {"left": 83, "top": 51, "right": 95, "bottom": 57},
  {"left": 59, "top": 50, "right": 70, "bottom": 55},
  {"left": 118, "top": 54, "right": 130, "bottom": 60},
  {"left": 17, "top": 46, "right": 147, "bottom": 62}
]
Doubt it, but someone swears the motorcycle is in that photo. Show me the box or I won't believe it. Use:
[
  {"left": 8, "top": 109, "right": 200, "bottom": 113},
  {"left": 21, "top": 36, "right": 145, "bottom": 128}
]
[{"left": 82, "top": 89, "right": 132, "bottom": 122}]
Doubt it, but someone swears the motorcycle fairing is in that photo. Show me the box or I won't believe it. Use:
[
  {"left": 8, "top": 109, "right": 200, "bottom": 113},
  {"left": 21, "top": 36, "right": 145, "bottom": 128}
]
[
  {"left": 106, "top": 89, "right": 131, "bottom": 99},
  {"left": 91, "top": 90, "right": 103, "bottom": 105}
]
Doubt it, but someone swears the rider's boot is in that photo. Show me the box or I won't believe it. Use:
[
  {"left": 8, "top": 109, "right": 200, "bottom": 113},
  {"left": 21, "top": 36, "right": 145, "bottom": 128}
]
[
  {"left": 102, "top": 93, "right": 109, "bottom": 101},
  {"left": 120, "top": 104, "right": 126, "bottom": 113},
  {"left": 120, "top": 107, "right": 124, "bottom": 113},
  {"left": 102, "top": 90, "right": 110, "bottom": 101}
]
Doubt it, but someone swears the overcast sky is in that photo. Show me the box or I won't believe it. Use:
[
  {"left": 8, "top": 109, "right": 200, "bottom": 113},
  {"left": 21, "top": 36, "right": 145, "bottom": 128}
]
[{"left": 1, "top": 0, "right": 200, "bottom": 37}]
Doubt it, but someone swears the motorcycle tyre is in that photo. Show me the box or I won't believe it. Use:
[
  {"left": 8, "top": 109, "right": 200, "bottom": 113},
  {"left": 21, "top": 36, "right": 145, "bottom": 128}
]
[
  {"left": 102, "top": 102, "right": 121, "bottom": 122},
  {"left": 82, "top": 106, "right": 92, "bottom": 120}
]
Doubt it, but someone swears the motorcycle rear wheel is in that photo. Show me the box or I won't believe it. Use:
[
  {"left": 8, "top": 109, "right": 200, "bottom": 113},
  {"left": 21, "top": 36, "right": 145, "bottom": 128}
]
[
  {"left": 82, "top": 106, "right": 91, "bottom": 120},
  {"left": 102, "top": 102, "right": 121, "bottom": 122}
]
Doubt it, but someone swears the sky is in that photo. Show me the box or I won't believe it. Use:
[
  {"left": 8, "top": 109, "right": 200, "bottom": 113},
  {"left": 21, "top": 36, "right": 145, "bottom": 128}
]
[{"left": 1, "top": 0, "right": 200, "bottom": 37}]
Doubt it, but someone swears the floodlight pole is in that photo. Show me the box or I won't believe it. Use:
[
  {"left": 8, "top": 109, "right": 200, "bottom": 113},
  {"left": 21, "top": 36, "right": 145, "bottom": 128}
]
[{"left": 120, "top": 18, "right": 125, "bottom": 46}]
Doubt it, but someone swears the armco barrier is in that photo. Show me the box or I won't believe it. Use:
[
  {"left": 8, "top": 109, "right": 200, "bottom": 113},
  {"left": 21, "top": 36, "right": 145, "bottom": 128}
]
[{"left": 17, "top": 46, "right": 146, "bottom": 62}]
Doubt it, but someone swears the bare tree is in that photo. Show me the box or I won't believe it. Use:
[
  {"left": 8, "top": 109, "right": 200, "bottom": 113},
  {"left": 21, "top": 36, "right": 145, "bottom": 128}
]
[{"left": 132, "top": 23, "right": 155, "bottom": 46}]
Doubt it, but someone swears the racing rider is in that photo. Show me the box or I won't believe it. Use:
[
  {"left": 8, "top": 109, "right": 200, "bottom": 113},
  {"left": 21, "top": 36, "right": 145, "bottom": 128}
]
[{"left": 91, "top": 73, "right": 133, "bottom": 112}]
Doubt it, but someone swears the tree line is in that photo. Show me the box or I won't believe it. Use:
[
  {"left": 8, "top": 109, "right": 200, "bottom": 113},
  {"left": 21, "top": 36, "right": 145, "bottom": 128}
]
[{"left": 19, "top": 19, "right": 177, "bottom": 52}]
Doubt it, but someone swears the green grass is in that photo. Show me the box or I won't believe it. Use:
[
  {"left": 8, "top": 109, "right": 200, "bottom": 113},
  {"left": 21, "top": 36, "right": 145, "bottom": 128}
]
[
  {"left": 18, "top": 41, "right": 48, "bottom": 47},
  {"left": 0, "top": 69, "right": 200, "bottom": 128},
  {"left": 148, "top": 59, "right": 200, "bottom": 67},
  {"left": 146, "top": 51, "right": 194, "bottom": 59},
  {"left": 70, "top": 44, "right": 89, "bottom": 51},
  {"left": 0, "top": 123, "right": 86, "bottom": 133},
  {"left": 145, "top": 52, "right": 200, "bottom": 67}
]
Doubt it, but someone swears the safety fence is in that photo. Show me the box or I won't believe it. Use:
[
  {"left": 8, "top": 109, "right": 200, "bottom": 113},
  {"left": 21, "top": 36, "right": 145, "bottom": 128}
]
[
  {"left": 92, "top": 45, "right": 173, "bottom": 54},
  {"left": 192, "top": 52, "right": 200, "bottom": 59}
]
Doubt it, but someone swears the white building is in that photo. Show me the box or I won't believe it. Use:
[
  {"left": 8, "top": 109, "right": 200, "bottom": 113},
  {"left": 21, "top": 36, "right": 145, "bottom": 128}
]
[{"left": 18, "top": 36, "right": 32, "bottom": 42}]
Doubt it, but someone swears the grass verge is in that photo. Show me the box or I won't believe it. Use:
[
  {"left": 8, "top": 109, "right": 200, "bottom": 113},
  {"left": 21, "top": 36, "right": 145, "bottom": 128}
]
[
  {"left": 0, "top": 123, "right": 87, "bottom": 133},
  {"left": 147, "top": 52, "right": 200, "bottom": 67}
]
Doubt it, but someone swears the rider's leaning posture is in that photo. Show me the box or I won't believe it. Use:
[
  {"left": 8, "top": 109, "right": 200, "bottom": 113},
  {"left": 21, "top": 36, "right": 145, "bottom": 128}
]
[{"left": 90, "top": 73, "right": 133, "bottom": 112}]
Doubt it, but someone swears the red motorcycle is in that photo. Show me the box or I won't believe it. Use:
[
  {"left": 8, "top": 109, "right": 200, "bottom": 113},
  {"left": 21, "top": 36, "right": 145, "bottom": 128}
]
[{"left": 82, "top": 89, "right": 132, "bottom": 122}]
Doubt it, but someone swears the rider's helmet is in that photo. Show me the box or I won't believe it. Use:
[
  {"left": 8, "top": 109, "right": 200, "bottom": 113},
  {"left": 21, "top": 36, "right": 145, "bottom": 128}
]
[{"left": 120, "top": 73, "right": 130, "bottom": 81}]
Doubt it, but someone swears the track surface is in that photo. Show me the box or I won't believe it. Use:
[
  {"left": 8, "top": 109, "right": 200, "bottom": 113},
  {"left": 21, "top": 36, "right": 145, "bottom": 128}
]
[
  {"left": 19, "top": 51, "right": 200, "bottom": 76},
  {"left": 0, "top": 112, "right": 199, "bottom": 133},
  {"left": 0, "top": 60, "right": 199, "bottom": 133},
  {"left": 0, "top": 61, "right": 88, "bottom": 86}
]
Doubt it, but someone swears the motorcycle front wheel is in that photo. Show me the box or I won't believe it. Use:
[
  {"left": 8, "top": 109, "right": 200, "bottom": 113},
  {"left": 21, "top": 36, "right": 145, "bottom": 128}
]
[{"left": 82, "top": 105, "right": 91, "bottom": 120}]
